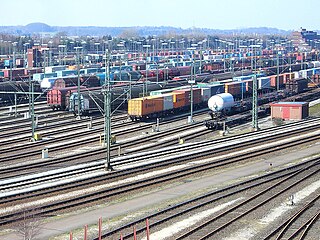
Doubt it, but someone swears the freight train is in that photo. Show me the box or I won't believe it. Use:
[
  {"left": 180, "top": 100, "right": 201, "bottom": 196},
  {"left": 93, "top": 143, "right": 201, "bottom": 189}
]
[
  {"left": 40, "top": 75, "right": 101, "bottom": 90},
  {"left": 67, "top": 82, "right": 164, "bottom": 115},
  {"left": 127, "top": 64, "right": 318, "bottom": 121},
  {"left": 47, "top": 70, "right": 241, "bottom": 113}
]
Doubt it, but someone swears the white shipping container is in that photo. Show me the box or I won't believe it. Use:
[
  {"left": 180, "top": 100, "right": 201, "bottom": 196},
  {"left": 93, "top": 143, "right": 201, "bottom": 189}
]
[
  {"left": 33, "top": 73, "right": 43, "bottom": 82},
  {"left": 201, "top": 88, "right": 211, "bottom": 102},
  {"left": 162, "top": 94, "right": 174, "bottom": 111},
  {"left": 299, "top": 69, "right": 313, "bottom": 79},
  {"left": 45, "top": 66, "right": 66, "bottom": 73},
  {"left": 40, "top": 77, "right": 57, "bottom": 89},
  {"left": 310, "top": 61, "right": 320, "bottom": 68},
  {"left": 258, "top": 77, "right": 271, "bottom": 89}
]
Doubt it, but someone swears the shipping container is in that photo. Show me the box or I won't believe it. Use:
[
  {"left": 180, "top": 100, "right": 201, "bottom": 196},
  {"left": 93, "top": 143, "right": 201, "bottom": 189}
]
[
  {"left": 80, "top": 68, "right": 101, "bottom": 75},
  {"left": 33, "top": 72, "right": 57, "bottom": 82},
  {"left": 314, "top": 68, "right": 320, "bottom": 75},
  {"left": 243, "top": 79, "right": 253, "bottom": 92},
  {"left": 270, "top": 74, "right": 284, "bottom": 88},
  {"left": 150, "top": 86, "right": 189, "bottom": 96},
  {"left": 200, "top": 88, "right": 211, "bottom": 102},
  {"left": 173, "top": 88, "right": 202, "bottom": 105},
  {"left": 56, "top": 70, "right": 77, "bottom": 77},
  {"left": 197, "top": 83, "right": 225, "bottom": 96},
  {"left": 69, "top": 90, "right": 106, "bottom": 115},
  {"left": 2, "top": 68, "right": 25, "bottom": 78},
  {"left": 4, "top": 59, "right": 13, "bottom": 67},
  {"left": 258, "top": 77, "right": 271, "bottom": 89},
  {"left": 299, "top": 69, "right": 313, "bottom": 79},
  {"left": 25, "top": 67, "right": 42, "bottom": 76},
  {"left": 173, "top": 92, "right": 186, "bottom": 109},
  {"left": 162, "top": 94, "right": 174, "bottom": 111},
  {"left": 128, "top": 96, "right": 164, "bottom": 117},
  {"left": 45, "top": 66, "right": 66, "bottom": 73},
  {"left": 233, "top": 75, "right": 253, "bottom": 81},
  {"left": 224, "top": 82, "right": 241, "bottom": 96},
  {"left": 15, "top": 59, "right": 25, "bottom": 67},
  {"left": 270, "top": 102, "right": 309, "bottom": 120}
]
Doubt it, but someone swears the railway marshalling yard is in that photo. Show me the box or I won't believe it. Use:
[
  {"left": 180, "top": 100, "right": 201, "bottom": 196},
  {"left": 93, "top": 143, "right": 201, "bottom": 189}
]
[{"left": 0, "top": 101, "right": 320, "bottom": 240}]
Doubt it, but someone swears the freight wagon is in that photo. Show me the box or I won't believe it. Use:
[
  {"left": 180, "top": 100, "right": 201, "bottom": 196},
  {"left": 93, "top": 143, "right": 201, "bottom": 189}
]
[
  {"left": 47, "top": 86, "right": 88, "bottom": 110},
  {"left": 69, "top": 90, "right": 105, "bottom": 115},
  {"left": 128, "top": 88, "right": 203, "bottom": 121},
  {"left": 285, "top": 78, "right": 308, "bottom": 94},
  {"left": 41, "top": 75, "right": 101, "bottom": 90},
  {"left": 68, "top": 82, "right": 164, "bottom": 115}
]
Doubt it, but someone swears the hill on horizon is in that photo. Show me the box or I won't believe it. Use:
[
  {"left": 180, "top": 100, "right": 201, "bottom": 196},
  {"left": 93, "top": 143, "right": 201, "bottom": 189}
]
[{"left": 0, "top": 22, "right": 293, "bottom": 36}]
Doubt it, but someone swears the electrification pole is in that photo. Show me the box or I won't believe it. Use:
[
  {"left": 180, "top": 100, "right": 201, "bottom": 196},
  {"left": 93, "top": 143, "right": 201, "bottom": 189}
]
[
  {"left": 251, "top": 45, "right": 259, "bottom": 131},
  {"left": 128, "top": 73, "right": 132, "bottom": 100},
  {"left": 277, "top": 51, "right": 280, "bottom": 91},
  {"left": 104, "top": 49, "right": 113, "bottom": 171},
  {"left": 75, "top": 47, "right": 82, "bottom": 119},
  {"left": 28, "top": 71, "right": 31, "bottom": 117},
  {"left": 188, "top": 59, "right": 195, "bottom": 123},
  {"left": 31, "top": 81, "right": 35, "bottom": 141},
  {"left": 145, "top": 64, "right": 148, "bottom": 97}
]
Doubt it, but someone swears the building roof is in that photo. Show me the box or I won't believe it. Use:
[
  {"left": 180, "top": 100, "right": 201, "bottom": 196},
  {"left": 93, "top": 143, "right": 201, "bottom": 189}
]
[{"left": 271, "top": 101, "right": 308, "bottom": 106}]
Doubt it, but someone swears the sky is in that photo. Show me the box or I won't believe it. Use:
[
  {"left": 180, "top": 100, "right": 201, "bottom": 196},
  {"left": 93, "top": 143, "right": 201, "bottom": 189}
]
[{"left": 0, "top": 0, "right": 319, "bottom": 31}]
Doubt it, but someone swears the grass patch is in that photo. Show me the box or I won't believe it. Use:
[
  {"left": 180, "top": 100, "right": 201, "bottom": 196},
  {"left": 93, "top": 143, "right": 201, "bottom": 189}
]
[{"left": 309, "top": 103, "right": 320, "bottom": 117}]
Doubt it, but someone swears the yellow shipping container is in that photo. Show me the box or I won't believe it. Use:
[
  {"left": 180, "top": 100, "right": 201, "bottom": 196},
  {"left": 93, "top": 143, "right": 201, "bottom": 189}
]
[
  {"left": 128, "top": 96, "right": 164, "bottom": 117},
  {"left": 68, "top": 65, "right": 77, "bottom": 70}
]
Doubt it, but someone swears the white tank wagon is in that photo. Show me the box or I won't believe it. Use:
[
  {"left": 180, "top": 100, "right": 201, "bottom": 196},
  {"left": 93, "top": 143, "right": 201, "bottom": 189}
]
[{"left": 208, "top": 93, "right": 235, "bottom": 112}]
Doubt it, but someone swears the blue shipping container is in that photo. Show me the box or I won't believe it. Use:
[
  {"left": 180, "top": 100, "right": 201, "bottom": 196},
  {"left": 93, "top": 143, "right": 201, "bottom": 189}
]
[{"left": 4, "top": 60, "right": 13, "bottom": 67}]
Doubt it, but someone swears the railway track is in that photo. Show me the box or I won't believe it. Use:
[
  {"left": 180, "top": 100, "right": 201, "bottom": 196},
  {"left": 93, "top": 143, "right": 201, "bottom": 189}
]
[
  {"left": 0, "top": 119, "right": 207, "bottom": 176},
  {"left": 1, "top": 117, "right": 319, "bottom": 182},
  {"left": 92, "top": 158, "right": 319, "bottom": 240},
  {"left": 262, "top": 194, "right": 320, "bottom": 240},
  {"left": 0, "top": 114, "right": 128, "bottom": 144},
  {"left": 0, "top": 119, "right": 319, "bottom": 227},
  {"left": 174, "top": 162, "right": 319, "bottom": 240},
  {"left": 0, "top": 109, "right": 209, "bottom": 165}
]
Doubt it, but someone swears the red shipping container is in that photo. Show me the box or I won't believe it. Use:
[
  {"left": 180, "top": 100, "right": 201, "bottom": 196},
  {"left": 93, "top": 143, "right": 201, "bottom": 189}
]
[
  {"left": 25, "top": 67, "right": 42, "bottom": 75},
  {"left": 270, "top": 75, "right": 284, "bottom": 87},
  {"left": 2, "top": 68, "right": 25, "bottom": 78}
]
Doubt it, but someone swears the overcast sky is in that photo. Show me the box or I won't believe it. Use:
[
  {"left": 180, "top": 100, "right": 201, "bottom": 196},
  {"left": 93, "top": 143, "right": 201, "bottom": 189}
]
[{"left": 1, "top": 0, "right": 318, "bottom": 31}]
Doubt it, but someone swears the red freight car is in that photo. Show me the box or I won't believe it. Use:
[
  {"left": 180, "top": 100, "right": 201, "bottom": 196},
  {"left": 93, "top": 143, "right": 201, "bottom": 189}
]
[
  {"left": 47, "top": 86, "right": 84, "bottom": 110},
  {"left": 177, "top": 66, "right": 192, "bottom": 76}
]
